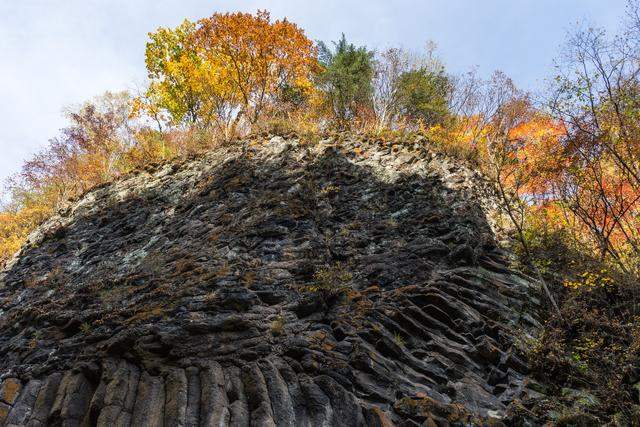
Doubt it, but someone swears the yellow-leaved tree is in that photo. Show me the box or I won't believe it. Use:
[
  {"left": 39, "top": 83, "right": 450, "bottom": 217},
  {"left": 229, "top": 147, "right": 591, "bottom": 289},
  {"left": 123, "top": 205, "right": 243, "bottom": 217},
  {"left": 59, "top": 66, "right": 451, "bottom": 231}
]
[{"left": 143, "top": 11, "right": 318, "bottom": 138}]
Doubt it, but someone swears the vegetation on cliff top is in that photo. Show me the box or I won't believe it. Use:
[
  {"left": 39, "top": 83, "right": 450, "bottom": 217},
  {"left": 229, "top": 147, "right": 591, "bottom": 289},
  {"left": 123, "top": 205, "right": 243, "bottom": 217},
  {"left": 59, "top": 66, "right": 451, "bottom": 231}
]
[{"left": 2, "top": 4, "right": 640, "bottom": 424}]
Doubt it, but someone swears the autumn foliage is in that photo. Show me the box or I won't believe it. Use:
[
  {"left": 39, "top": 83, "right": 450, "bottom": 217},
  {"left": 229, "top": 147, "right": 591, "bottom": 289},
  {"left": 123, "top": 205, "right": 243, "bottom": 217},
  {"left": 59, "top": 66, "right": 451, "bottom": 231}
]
[
  {"left": 3, "top": 6, "right": 640, "bottom": 421},
  {"left": 1, "top": 7, "right": 639, "bottom": 282},
  {"left": 2, "top": 8, "right": 640, "bottom": 280},
  {"left": 141, "top": 11, "right": 318, "bottom": 137}
]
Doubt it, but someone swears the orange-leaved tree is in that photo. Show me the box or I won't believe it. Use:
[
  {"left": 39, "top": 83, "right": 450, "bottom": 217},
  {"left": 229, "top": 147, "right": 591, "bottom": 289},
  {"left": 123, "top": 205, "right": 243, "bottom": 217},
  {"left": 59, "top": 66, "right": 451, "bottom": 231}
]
[
  {"left": 0, "top": 92, "right": 139, "bottom": 266},
  {"left": 546, "top": 22, "right": 640, "bottom": 273}
]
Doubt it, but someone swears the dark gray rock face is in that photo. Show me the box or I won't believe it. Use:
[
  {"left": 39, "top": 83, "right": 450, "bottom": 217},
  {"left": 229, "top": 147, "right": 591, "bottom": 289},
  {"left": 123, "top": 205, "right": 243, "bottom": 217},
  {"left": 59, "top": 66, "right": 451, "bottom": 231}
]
[{"left": 0, "top": 136, "right": 541, "bottom": 425}]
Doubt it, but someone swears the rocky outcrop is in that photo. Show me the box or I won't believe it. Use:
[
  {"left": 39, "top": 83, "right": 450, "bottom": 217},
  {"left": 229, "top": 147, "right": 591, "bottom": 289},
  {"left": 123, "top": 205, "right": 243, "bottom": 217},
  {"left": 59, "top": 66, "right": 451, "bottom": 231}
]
[{"left": 0, "top": 134, "right": 543, "bottom": 425}]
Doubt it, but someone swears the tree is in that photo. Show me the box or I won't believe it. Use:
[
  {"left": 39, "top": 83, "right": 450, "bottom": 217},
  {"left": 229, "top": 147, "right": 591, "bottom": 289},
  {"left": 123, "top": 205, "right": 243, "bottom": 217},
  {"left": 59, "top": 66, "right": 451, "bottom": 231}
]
[
  {"left": 431, "top": 70, "right": 564, "bottom": 315},
  {"left": 371, "top": 48, "right": 410, "bottom": 130},
  {"left": 396, "top": 66, "right": 451, "bottom": 127},
  {"left": 546, "top": 19, "right": 640, "bottom": 273},
  {"left": 144, "top": 11, "right": 318, "bottom": 137},
  {"left": 317, "top": 34, "right": 374, "bottom": 127},
  {"left": 196, "top": 10, "right": 317, "bottom": 132},
  {"left": 17, "top": 92, "right": 136, "bottom": 201},
  {"left": 0, "top": 189, "right": 54, "bottom": 265},
  {"left": 0, "top": 92, "right": 140, "bottom": 266},
  {"left": 144, "top": 20, "right": 204, "bottom": 126},
  {"left": 477, "top": 90, "right": 564, "bottom": 317},
  {"left": 371, "top": 43, "right": 450, "bottom": 130}
]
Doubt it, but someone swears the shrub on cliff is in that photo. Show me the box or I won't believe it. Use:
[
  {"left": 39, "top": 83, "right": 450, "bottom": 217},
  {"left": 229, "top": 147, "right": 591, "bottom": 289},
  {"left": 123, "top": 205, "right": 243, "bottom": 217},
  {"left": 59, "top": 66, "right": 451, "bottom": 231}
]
[{"left": 396, "top": 66, "right": 451, "bottom": 127}]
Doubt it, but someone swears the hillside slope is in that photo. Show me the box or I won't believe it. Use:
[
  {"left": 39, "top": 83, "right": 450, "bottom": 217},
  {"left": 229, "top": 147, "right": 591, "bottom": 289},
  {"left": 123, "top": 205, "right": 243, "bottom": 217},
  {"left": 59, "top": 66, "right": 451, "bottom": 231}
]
[{"left": 0, "top": 135, "right": 543, "bottom": 426}]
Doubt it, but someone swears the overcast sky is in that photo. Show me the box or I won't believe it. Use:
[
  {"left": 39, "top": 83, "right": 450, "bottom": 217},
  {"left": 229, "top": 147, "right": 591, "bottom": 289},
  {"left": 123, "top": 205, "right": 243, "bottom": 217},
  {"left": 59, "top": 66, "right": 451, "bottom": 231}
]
[{"left": 0, "top": 0, "right": 629, "bottom": 190}]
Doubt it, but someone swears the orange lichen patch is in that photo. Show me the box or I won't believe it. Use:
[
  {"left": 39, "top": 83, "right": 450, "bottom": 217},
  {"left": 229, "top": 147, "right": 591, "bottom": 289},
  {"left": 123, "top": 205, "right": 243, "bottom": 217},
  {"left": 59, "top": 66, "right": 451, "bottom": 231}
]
[
  {"left": 0, "top": 402, "right": 11, "bottom": 424},
  {"left": 366, "top": 406, "right": 395, "bottom": 427},
  {"left": 0, "top": 378, "right": 22, "bottom": 405},
  {"left": 321, "top": 341, "right": 336, "bottom": 352},
  {"left": 125, "top": 305, "right": 166, "bottom": 325},
  {"left": 309, "top": 330, "right": 328, "bottom": 343},
  {"left": 393, "top": 396, "right": 487, "bottom": 425}
]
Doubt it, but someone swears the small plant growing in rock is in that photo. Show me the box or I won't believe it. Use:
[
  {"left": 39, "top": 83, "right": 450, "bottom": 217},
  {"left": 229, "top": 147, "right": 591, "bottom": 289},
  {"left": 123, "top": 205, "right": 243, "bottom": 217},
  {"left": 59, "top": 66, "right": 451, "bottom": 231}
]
[
  {"left": 80, "top": 322, "right": 92, "bottom": 334},
  {"left": 270, "top": 314, "right": 285, "bottom": 336},
  {"left": 203, "top": 291, "right": 218, "bottom": 303},
  {"left": 241, "top": 271, "right": 256, "bottom": 287},
  {"left": 320, "top": 184, "right": 340, "bottom": 197},
  {"left": 301, "top": 263, "right": 353, "bottom": 296},
  {"left": 394, "top": 332, "right": 405, "bottom": 347}
]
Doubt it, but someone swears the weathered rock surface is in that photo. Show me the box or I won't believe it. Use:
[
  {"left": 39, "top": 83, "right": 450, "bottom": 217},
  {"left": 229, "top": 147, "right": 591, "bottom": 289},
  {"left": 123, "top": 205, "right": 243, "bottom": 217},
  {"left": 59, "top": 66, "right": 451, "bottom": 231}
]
[{"left": 0, "top": 135, "right": 543, "bottom": 425}]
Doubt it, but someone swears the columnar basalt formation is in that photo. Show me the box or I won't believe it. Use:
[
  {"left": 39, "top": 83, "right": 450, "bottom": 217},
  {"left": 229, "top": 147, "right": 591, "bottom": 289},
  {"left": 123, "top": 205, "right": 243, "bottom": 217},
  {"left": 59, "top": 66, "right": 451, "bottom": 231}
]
[{"left": 0, "top": 135, "right": 543, "bottom": 426}]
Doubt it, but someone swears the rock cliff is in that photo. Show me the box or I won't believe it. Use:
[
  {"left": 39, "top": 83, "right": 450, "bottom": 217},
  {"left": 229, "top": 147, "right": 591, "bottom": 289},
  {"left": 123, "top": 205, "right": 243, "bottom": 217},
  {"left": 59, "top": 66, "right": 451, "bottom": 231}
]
[{"left": 0, "top": 135, "right": 543, "bottom": 426}]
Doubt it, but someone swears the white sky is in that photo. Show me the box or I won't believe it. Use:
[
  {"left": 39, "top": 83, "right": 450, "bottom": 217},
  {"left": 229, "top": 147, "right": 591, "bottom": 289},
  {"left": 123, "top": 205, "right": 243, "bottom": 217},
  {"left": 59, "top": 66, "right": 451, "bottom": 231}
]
[{"left": 0, "top": 0, "right": 629, "bottom": 192}]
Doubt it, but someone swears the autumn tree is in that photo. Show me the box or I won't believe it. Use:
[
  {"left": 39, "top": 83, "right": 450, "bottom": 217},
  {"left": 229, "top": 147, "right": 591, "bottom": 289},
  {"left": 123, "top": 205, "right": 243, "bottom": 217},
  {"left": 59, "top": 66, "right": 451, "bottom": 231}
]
[
  {"left": 476, "top": 80, "right": 564, "bottom": 315},
  {"left": 15, "top": 92, "right": 136, "bottom": 203},
  {"left": 144, "top": 20, "right": 202, "bottom": 126},
  {"left": 0, "top": 189, "right": 55, "bottom": 264},
  {"left": 144, "top": 11, "right": 318, "bottom": 138},
  {"left": 425, "top": 70, "right": 564, "bottom": 313},
  {"left": 0, "top": 92, "right": 139, "bottom": 266},
  {"left": 546, "top": 19, "right": 640, "bottom": 273}
]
